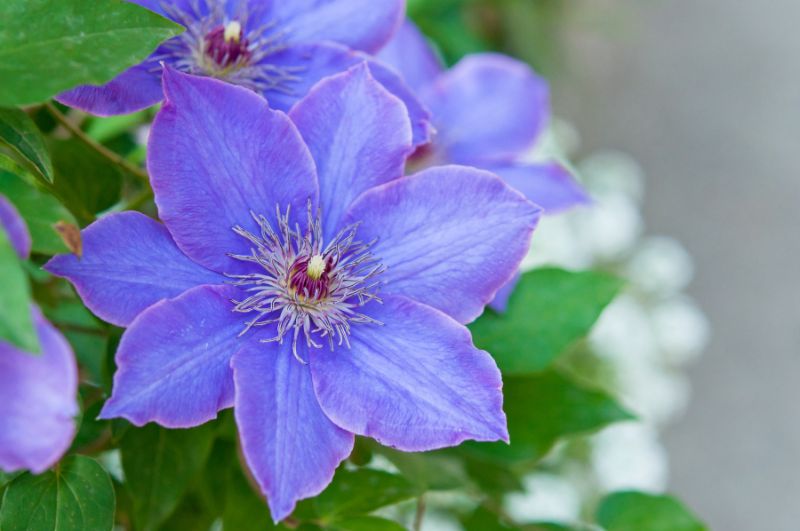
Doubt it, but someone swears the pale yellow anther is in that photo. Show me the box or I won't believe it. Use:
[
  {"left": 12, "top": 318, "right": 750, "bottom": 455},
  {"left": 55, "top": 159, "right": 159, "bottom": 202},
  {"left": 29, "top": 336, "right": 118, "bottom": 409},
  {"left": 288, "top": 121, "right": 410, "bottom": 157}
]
[
  {"left": 307, "top": 255, "right": 326, "bottom": 280},
  {"left": 224, "top": 21, "right": 242, "bottom": 43}
]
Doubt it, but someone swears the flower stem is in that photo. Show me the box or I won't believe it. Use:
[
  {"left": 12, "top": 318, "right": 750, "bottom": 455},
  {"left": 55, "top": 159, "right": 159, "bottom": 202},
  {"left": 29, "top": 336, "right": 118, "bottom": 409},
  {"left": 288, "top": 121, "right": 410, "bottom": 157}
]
[
  {"left": 413, "top": 495, "right": 426, "bottom": 531},
  {"left": 45, "top": 102, "right": 150, "bottom": 184}
]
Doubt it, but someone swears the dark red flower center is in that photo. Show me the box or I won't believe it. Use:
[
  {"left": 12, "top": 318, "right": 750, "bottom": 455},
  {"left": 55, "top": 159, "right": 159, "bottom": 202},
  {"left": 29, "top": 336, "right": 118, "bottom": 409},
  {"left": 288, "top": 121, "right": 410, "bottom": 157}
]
[
  {"left": 204, "top": 21, "right": 250, "bottom": 68},
  {"left": 289, "top": 254, "right": 331, "bottom": 300}
]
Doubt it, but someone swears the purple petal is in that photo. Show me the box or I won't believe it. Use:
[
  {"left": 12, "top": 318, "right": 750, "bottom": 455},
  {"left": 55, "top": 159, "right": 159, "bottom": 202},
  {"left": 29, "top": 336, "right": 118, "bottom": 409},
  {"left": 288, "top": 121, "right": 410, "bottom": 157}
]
[
  {"left": 264, "top": 43, "right": 431, "bottom": 146},
  {"left": 488, "top": 272, "right": 520, "bottom": 313},
  {"left": 310, "top": 295, "right": 508, "bottom": 451},
  {"left": 376, "top": 19, "right": 443, "bottom": 94},
  {"left": 44, "top": 211, "right": 224, "bottom": 327},
  {"left": 426, "top": 53, "right": 550, "bottom": 165},
  {"left": 56, "top": 60, "right": 163, "bottom": 116},
  {"left": 0, "top": 307, "right": 77, "bottom": 473},
  {"left": 233, "top": 341, "right": 354, "bottom": 523},
  {"left": 262, "top": 0, "right": 404, "bottom": 53},
  {"left": 148, "top": 67, "right": 318, "bottom": 274},
  {"left": 489, "top": 162, "right": 590, "bottom": 214},
  {"left": 343, "top": 165, "right": 541, "bottom": 324},
  {"left": 0, "top": 195, "right": 31, "bottom": 259},
  {"left": 99, "top": 285, "right": 245, "bottom": 428},
  {"left": 289, "top": 64, "right": 412, "bottom": 240}
]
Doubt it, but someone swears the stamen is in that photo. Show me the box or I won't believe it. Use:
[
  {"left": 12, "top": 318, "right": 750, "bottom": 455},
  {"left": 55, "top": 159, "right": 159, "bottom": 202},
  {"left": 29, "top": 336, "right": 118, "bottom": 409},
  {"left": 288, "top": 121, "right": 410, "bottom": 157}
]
[
  {"left": 224, "top": 21, "right": 242, "bottom": 43},
  {"left": 227, "top": 203, "right": 384, "bottom": 360}
]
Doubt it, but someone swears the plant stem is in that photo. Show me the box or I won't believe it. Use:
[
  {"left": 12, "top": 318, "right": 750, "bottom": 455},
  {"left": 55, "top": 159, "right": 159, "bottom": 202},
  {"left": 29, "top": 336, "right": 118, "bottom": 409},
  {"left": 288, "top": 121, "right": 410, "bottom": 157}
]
[
  {"left": 413, "top": 495, "right": 426, "bottom": 531},
  {"left": 45, "top": 102, "right": 150, "bottom": 184}
]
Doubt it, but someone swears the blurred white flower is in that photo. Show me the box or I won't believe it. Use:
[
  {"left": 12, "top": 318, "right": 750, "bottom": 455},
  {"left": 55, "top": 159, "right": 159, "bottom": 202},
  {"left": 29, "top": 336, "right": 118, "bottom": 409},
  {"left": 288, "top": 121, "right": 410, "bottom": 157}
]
[
  {"left": 592, "top": 423, "right": 669, "bottom": 492},
  {"left": 626, "top": 236, "right": 694, "bottom": 296},
  {"left": 652, "top": 297, "right": 710, "bottom": 365},
  {"left": 504, "top": 473, "right": 582, "bottom": 523}
]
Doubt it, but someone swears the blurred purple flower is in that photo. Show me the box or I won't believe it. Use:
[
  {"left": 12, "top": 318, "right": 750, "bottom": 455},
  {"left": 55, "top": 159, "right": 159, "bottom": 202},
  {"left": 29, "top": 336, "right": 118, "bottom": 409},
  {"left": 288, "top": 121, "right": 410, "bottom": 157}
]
[
  {"left": 0, "top": 196, "right": 78, "bottom": 474},
  {"left": 379, "top": 21, "right": 590, "bottom": 310},
  {"left": 57, "top": 0, "right": 431, "bottom": 145},
  {"left": 46, "top": 66, "right": 540, "bottom": 521}
]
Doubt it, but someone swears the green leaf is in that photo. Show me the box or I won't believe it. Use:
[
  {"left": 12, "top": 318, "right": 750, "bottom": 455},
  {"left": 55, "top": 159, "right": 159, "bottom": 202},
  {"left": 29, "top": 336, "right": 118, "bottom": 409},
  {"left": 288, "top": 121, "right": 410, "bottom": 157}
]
[
  {"left": 0, "top": 108, "right": 53, "bottom": 182},
  {"left": 221, "top": 465, "right": 279, "bottom": 531},
  {"left": 120, "top": 423, "right": 216, "bottom": 531},
  {"left": 462, "top": 506, "right": 559, "bottom": 531},
  {"left": 465, "top": 371, "right": 633, "bottom": 463},
  {"left": 51, "top": 137, "right": 123, "bottom": 221},
  {"left": 43, "top": 300, "right": 108, "bottom": 385},
  {"left": 328, "top": 516, "right": 407, "bottom": 531},
  {"left": 596, "top": 491, "right": 707, "bottom": 531},
  {"left": 0, "top": 455, "right": 115, "bottom": 531},
  {"left": 0, "top": 227, "right": 37, "bottom": 352},
  {"left": 0, "top": 169, "right": 77, "bottom": 254},
  {"left": 375, "top": 445, "right": 468, "bottom": 493},
  {"left": 470, "top": 268, "right": 622, "bottom": 374},
  {"left": 0, "top": 0, "right": 183, "bottom": 106},
  {"left": 296, "top": 469, "right": 416, "bottom": 523}
]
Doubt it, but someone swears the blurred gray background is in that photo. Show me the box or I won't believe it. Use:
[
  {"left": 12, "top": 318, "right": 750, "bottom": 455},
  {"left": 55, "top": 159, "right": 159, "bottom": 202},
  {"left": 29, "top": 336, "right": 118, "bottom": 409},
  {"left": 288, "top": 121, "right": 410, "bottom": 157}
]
[{"left": 554, "top": 1, "right": 800, "bottom": 529}]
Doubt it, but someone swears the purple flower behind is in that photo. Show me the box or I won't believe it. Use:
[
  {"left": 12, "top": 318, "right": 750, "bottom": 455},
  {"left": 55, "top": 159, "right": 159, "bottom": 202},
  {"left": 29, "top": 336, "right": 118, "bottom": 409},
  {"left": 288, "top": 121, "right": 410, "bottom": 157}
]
[
  {"left": 379, "top": 20, "right": 590, "bottom": 310},
  {"left": 46, "top": 65, "right": 541, "bottom": 521},
  {"left": 57, "top": 0, "right": 432, "bottom": 145},
  {"left": 0, "top": 196, "right": 78, "bottom": 474}
]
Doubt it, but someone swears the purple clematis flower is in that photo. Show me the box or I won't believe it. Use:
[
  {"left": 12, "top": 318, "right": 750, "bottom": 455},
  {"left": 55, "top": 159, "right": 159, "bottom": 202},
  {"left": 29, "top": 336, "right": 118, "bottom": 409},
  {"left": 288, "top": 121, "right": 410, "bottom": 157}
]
[
  {"left": 379, "top": 21, "right": 589, "bottom": 310},
  {"left": 46, "top": 65, "right": 540, "bottom": 521},
  {"left": 57, "top": 0, "right": 431, "bottom": 145},
  {"left": 0, "top": 196, "right": 78, "bottom": 474}
]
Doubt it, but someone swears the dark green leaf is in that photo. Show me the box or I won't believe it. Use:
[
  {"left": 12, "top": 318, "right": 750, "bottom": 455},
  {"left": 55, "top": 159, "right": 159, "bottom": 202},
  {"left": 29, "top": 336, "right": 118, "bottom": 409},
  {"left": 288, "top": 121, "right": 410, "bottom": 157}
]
[
  {"left": 0, "top": 228, "right": 37, "bottom": 352},
  {"left": 328, "top": 516, "right": 407, "bottom": 531},
  {"left": 0, "top": 471, "right": 21, "bottom": 489},
  {"left": 0, "top": 108, "right": 53, "bottom": 181},
  {"left": 221, "top": 464, "right": 278, "bottom": 531},
  {"left": 462, "top": 506, "right": 558, "bottom": 531},
  {"left": 120, "top": 423, "right": 216, "bottom": 531},
  {"left": 51, "top": 137, "right": 123, "bottom": 220},
  {"left": 0, "top": 455, "right": 115, "bottom": 531},
  {"left": 43, "top": 300, "right": 108, "bottom": 385},
  {"left": 376, "top": 445, "right": 468, "bottom": 493},
  {"left": 465, "top": 371, "right": 633, "bottom": 463},
  {"left": 470, "top": 268, "right": 623, "bottom": 374},
  {"left": 0, "top": 169, "right": 77, "bottom": 254},
  {"left": 596, "top": 491, "right": 707, "bottom": 531},
  {"left": 0, "top": 0, "right": 182, "bottom": 106},
  {"left": 296, "top": 469, "right": 416, "bottom": 523}
]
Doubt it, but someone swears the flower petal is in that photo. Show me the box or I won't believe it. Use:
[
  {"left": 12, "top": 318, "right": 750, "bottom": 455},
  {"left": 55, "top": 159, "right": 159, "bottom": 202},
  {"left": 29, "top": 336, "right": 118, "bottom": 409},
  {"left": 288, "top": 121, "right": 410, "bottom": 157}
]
[
  {"left": 56, "top": 60, "right": 164, "bottom": 116},
  {"left": 0, "top": 194, "right": 31, "bottom": 259},
  {"left": 310, "top": 295, "right": 508, "bottom": 451},
  {"left": 488, "top": 272, "right": 520, "bottom": 313},
  {"left": 233, "top": 341, "right": 354, "bottom": 523},
  {"left": 343, "top": 165, "right": 541, "bottom": 324},
  {"left": 426, "top": 53, "right": 550, "bottom": 164},
  {"left": 376, "top": 19, "right": 443, "bottom": 94},
  {"left": 289, "top": 64, "right": 412, "bottom": 240},
  {"left": 263, "top": 0, "right": 404, "bottom": 53},
  {"left": 489, "top": 162, "right": 590, "bottom": 214},
  {"left": 263, "top": 43, "right": 431, "bottom": 147},
  {"left": 44, "top": 211, "right": 224, "bottom": 327},
  {"left": 148, "top": 67, "right": 318, "bottom": 274},
  {"left": 0, "top": 307, "right": 77, "bottom": 473},
  {"left": 99, "top": 284, "right": 246, "bottom": 427}
]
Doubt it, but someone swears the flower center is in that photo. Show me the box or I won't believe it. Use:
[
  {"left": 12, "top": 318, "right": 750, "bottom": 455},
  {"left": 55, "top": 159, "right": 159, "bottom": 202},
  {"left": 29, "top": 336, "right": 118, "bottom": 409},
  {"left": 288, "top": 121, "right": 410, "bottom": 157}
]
[
  {"left": 155, "top": 1, "right": 305, "bottom": 94},
  {"left": 227, "top": 205, "right": 384, "bottom": 362},
  {"left": 204, "top": 21, "right": 251, "bottom": 68}
]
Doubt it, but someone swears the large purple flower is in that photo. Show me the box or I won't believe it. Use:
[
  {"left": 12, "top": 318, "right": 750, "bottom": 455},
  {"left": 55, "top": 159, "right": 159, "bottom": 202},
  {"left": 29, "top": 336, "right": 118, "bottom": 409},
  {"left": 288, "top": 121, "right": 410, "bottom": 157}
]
[
  {"left": 46, "top": 65, "right": 540, "bottom": 521},
  {"left": 0, "top": 196, "right": 78, "bottom": 474},
  {"left": 57, "top": 0, "right": 431, "bottom": 145},
  {"left": 378, "top": 20, "right": 588, "bottom": 214},
  {"left": 379, "top": 21, "right": 589, "bottom": 310}
]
